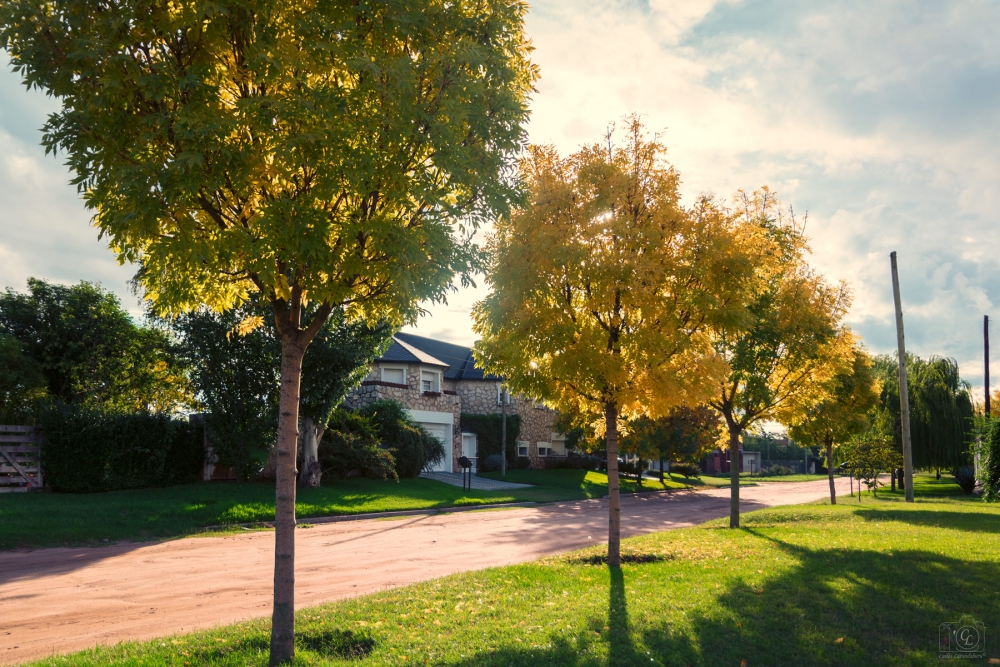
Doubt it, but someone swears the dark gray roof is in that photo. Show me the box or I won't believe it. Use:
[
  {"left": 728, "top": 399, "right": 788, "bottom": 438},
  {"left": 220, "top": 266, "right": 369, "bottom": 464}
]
[{"left": 379, "top": 332, "right": 500, "bottom": 381}]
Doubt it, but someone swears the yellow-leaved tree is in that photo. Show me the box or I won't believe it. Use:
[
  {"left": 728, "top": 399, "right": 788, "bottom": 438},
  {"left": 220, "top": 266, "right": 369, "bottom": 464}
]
[
  {"left": 788, "top": 339, "right": 880, "bottom": 504},
  {"left": 473, "top": 118, "right": 753, "bottom": 566},
  {"left": 708, "top": 189, "right": 852, "bottom": 527}
]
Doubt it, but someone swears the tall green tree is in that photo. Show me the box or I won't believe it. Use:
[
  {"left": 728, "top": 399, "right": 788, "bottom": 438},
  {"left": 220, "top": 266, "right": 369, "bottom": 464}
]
[
  {"left": 708, "top": 189, "right": 851, "bottom": 528},
  {"left": 298, "top": 313, "right": 394, "bottom": 488},
  {"left": 873, "top": 354, "right": 973, "bottom": 471},
  {"left": 788, "top": 337, "right": 880, "bottom": 504},
  {"left": 172, "top": 304, "right": 281, "bottom": 480},
  {"left": 0, "top": 279, "right": 191, "bottom": 413},
  {"left": 473, "top": 119, "right": 752, "bottom": 566},
  {"left": 1, "top": 0, "right": 535, "bottom": 661}
]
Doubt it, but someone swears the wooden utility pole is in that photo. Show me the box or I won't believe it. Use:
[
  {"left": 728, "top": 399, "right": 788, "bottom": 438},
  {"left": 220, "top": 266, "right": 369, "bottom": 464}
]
[
  {"left": 890, "top": 252, "right": 914, "bottom": 502},
  {"left": 500, "top": 383, "right": 507, "bottom": 477},
  {"left": 985, "top": 316, "right": 991, "bottom": 418}
]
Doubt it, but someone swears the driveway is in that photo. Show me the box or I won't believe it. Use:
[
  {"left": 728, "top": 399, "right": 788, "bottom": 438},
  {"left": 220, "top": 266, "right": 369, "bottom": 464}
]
[{"left": 0, "top": 477, "right": 853, "bottom": 664}]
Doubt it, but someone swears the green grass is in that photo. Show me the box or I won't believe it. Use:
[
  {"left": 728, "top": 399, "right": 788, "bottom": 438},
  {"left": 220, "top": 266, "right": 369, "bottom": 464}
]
[
  {"left": 25, "top": 474, "right": 999, "bottom": 666},
  {"left": 0, "top": 477, "right": 583, "bottom": 550},
  {"left": 742, "top": 472, "right": 833, "bottom": 483},
  {"left": 480, "top": 469, "right": 755, "bottom": 493}
]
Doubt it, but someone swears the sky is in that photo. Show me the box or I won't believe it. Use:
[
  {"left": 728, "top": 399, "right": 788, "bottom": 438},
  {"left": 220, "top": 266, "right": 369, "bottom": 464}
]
[{"left": 1, "top": 0, "right": 999, "bottom": 397}]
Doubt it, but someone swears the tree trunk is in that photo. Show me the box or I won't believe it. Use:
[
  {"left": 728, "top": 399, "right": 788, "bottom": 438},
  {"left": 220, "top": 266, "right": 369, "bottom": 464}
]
[
  {"left": 605, "top": 402, "right": 621, "bottom": 567},
  {"left": 298, "top": 416, "right": 323, "bottom": 488},
  {"left": 826, "top": 442, "right": 836, "bottom": 505},
  {"left": 659, "top": 457, "right": 664, "bottom": 483},
  {"left": 270, "top": 340, "right": 306, "bottom": 666},
  {"left": 729, "top": 427, "right": 741, "bottom": 528}
]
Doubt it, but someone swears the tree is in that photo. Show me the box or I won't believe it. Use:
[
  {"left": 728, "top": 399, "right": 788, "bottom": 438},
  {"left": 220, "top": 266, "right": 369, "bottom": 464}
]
[
  {"left": 473, "top": 119, "right": 751, "bottom": 566},
  {"left": 0, "top": 279, "right": 191, "bottom": 413},
  {"left": 708, "top": 189, "right": 850, "bottom": 528},
  {"left": 298, "top": 315, "right": 394, "bottom": 487},
  {"left": 1, "top": 1, "right": 535, "bottom": 661},
  {"left": 172, "top": 304, "right": 281, "bottom": 480},
  {"left": 788, "top": 338, "right": 880, "bottom": 504},
  {"left": 0, "top": 334, "right": 48, "bottom": 423},
  {"left": 844, "top": 435, "right": 901, "bottom": 500},
  {"left": 874, "top": 354, "right": 974, "bottom": 472},
  {"left": 621, "top": 406, "right": 720, "bottom": 482}
]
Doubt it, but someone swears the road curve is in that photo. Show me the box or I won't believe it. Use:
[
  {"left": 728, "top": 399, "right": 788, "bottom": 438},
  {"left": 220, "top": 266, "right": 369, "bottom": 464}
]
[{"left": 0, "top": 477, "right": 853, "bottom": 665}]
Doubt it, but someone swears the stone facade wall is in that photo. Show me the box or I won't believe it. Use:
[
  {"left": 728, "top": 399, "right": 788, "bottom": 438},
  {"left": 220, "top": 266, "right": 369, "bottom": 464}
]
[
  {"left": 346, "top": 363, "right": 561, "bottom": 471},
  {"left": 344, "top": 364, "right": 462, "bottom": 471},
  {"left": 453, "top": 379, "right": 559, "bottom": 469}
]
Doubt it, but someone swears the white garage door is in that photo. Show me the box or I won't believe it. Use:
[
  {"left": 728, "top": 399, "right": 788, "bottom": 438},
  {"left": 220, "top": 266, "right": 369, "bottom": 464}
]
[{"left": 420, "top": 423, "right": 451, "bottom": 472}]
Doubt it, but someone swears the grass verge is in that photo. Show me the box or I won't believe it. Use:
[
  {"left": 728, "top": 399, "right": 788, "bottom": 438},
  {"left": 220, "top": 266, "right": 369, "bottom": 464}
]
[
  {"left": 480, "top": 469, "right": 755, "bottom": 494},
  {"left": 24, "top": 475, "right": 996, "bottom": 667},
  {"left": 0, "top": 477, "right": 582, "bottom": 550}
]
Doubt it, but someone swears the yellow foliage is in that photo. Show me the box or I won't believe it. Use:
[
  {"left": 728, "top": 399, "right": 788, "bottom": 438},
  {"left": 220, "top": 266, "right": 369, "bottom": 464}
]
[{"left": 473, "top": 117, "right": 756, "bottom": 430}]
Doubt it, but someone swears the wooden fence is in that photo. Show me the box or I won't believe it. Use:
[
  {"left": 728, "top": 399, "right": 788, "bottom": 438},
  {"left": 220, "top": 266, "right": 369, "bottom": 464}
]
[{"left": 0, "top": 425, "right": 43, "bottom": 492}]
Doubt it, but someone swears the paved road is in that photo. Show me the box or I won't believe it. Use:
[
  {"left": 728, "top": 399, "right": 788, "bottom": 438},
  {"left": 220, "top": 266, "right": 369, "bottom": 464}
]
[{"left": 0, "top": 477, "right": 853, "bottom": 664}]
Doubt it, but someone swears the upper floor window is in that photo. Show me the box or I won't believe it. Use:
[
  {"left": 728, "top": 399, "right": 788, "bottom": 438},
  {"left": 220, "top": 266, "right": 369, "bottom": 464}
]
[
  {"left": 421, "top": 370, "right": 441, "bottom": 393},
  {"left": 381, "top": 366, "right": 406, "bottom": 385}
]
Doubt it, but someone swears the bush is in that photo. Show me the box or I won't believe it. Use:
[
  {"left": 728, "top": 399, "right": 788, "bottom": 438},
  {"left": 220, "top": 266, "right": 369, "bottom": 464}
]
[
  {"left": 760, "top": 464, "right": 795, "bottom": 477},
  {"left": 358, "top": 399, "right": 443, "bottom": 477},
  {"left": 979, "top": 417, "right": 1000, "bottom": 502},
  {"left": 670, "top": 462, "right": 701, "bottom": 479},
  {"left": 514, "top": 456, "right": 531, "bottom": 469},
  {"left": 954, "top": 466, "right": 977, "bottom": 495},
  {"left": 318, "top": 410, "right": 397, "bottom": 481},
  {"left": 459, "top": 413, "right": 521, "bottom": 466},
  {"left": 479, "top": 453, "right": 505, "bottom": 473},
  {"left": 40, "top": 402, "right": 203, "bottom": 493},
  {"left": 546, "top": 451, "right": 603, "bottom": 470}
]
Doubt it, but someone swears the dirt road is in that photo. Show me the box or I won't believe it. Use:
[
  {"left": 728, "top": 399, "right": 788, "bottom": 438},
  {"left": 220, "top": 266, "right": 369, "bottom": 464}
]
[{"left": 0, "top": 477, "right": 853, "bottom": 664}]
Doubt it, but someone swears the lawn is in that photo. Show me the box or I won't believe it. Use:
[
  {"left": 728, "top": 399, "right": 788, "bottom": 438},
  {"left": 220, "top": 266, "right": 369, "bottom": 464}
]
[
  {"left": 742, "top": 472, "right": 834, "bottom": 483},
  {"left": 0, "top": 477, "right": 583, "bottom": 550},
  {"left": 24, "top": 474, "right": 999, "bottom": 666},
  {"left": 480, "top": 468, "right": 755, "bottom": 494}
]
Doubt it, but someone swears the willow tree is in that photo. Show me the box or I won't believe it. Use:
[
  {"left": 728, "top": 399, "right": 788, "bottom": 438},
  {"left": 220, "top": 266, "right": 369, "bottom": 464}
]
[
  {"left": 708, "top": 189, "right": 850, "bottom": 528},
  {"left": 473, "top": 119, "right": 752, "bottom": 566},
  {"left": 874, "top": 354, "right": 974, "bottom": 471},
  {"left": 0, "top": 0, "right": 535, "bottom": 661},
  {"left": 788, "top": 337, "right": 880, "bottom": 504}
]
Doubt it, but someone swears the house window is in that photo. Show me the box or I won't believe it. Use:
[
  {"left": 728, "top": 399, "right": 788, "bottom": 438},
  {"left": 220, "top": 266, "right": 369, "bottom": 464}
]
[
  {"left": 537, "top": 442, "right": 551, "bottom": 457},
  {"left": 381, "top": 366, "right": 406, "bottom": 385},
  {"left": 550, "top": 434, "right": 567, "bottom": 456},
  {"left": 421, "top": 370, "right": 441, "bottom": 393},
  {"left": 516, "top": 441, "right": 529, "bottom": 457}
]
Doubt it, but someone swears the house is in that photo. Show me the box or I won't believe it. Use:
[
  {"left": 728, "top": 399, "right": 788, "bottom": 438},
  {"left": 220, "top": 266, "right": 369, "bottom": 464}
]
[{"left": 343, "top": 332, "right": 564, "bottom": 472}]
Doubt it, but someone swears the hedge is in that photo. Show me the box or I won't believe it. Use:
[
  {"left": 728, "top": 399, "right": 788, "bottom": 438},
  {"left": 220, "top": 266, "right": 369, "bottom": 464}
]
[
  {"left": 459, "top": 413, "right": 521, "bottom": 464},
  {"left": 39, "top": 402, "right": 204, "bottom": 493}
]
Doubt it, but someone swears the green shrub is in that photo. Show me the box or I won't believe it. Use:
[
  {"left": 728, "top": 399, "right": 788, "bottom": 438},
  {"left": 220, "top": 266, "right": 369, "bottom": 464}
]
[
  {"left": 39, "top": 402, "right": 203, "bottom": 493},
  {"left": 319, "top": 409, "right": 397, "bottom": 481},
  {"left": 358, "top": 399, "right": 443, "bottom": 477},
  {"left": 978, "top": 417, "right": 1000, "bottom": 502},
  {"left": 760, "top": 464, "right": 796, "bottom": 477},
  {"left": 459, "top": 413, "right": 522, "bottom": 465},
  {"left": 670, "top": 462, "right": 701, "bottom": 479}
]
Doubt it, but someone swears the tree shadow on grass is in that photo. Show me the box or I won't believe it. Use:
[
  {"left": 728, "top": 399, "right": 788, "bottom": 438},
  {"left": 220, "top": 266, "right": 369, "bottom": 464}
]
[{"left": 441, "top": 530, "right": 1000, "bottom": 667}]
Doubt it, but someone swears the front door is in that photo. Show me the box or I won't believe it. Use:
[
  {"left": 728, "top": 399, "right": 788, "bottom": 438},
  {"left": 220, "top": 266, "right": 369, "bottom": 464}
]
[{"left": 461, "top": 433, "right": 477, "bottom": 469}]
